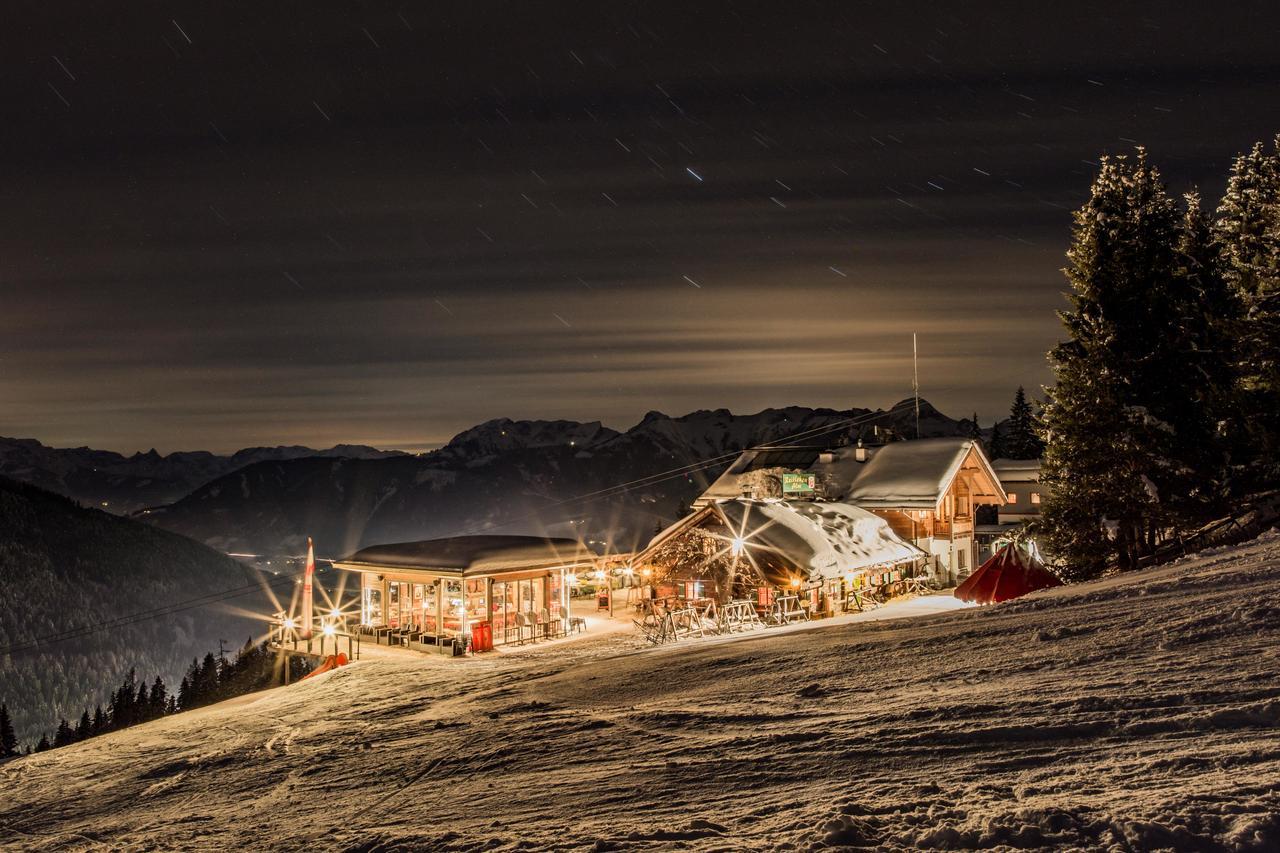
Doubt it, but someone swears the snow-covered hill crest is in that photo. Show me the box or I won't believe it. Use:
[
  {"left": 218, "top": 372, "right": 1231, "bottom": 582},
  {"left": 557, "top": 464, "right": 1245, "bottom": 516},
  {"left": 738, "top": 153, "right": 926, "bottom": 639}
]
[{"left": 4, "top": 532, "right": 1277, "bottom": 850}]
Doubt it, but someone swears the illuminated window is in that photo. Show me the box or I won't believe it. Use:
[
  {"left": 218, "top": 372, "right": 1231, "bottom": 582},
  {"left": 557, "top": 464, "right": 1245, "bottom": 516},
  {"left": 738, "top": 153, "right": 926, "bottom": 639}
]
[
  {"left": 1006, "top": 492, "right": 1017, "bottom": 502},
  {"left": 1031, "top": 492, "right": 1041, "bottom": 504}
]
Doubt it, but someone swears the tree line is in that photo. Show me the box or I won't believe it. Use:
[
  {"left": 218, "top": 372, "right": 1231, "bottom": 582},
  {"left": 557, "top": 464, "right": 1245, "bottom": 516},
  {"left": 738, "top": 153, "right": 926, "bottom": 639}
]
[
  {"left": 1038, "top": 136, "right": 1280, "bottom": 579},
  {"left": 0, "top": 639, "right": 312, "bottom": 758}
]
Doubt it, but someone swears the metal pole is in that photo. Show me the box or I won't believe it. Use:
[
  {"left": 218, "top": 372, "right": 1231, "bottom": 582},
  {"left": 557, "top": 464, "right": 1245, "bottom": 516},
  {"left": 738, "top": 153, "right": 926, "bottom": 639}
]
[{"left": 913, "top": 332, "right": 920, "bottom": 440}]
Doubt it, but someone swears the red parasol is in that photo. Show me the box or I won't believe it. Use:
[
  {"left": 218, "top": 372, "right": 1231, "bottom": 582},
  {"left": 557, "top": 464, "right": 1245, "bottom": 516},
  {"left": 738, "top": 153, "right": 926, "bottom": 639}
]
[{"left": 955, "top": 543, "right": 1062, "bottom": 604}]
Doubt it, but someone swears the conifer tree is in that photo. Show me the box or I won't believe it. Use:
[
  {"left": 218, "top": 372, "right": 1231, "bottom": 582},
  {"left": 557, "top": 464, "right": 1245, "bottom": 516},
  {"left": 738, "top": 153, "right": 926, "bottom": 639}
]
[
  {"left": 987, "top": 421, "right": 1006, "bottom": 460},
  {"left": 35, "top": 734, "right": 50, "bottom": 752},
  {"left": 53, "top": 718, "right": 74, "bottom": 748},
  {"left": 1213, "top": 137, "right": 1280, "bottom": 480},
  {"left": 75, "top": 709, "right": 92, "bottom": 742},
  {"left": 0, "top": 703, "right": 17, "bottom": 757},
  {"left": 1041, "top": 149, "right": 1222, "bottom": 577},
  {"left": 149, "top": 677, "right": 168, "bottom": 720},
  {"left": 91, "top": 705, "right": 107, "bottom": 736},
  {"left": 1004, "top": 387, "right": 1044, "bottom": 459},
  {"left": 964, "top": 413, "right": 983, "bottom": 441}
]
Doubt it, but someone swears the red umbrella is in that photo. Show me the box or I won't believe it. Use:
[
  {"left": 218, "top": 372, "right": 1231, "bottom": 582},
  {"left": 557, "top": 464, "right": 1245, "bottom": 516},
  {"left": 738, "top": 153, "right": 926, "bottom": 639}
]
[{"left": 955, "top": 543, "right": 1062, "bottom": 604}]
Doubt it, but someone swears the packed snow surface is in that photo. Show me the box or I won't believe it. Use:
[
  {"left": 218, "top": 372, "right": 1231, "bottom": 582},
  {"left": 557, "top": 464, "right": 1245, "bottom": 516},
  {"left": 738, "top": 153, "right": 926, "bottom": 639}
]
[{"left": 3, "top": 535, "right": 1280, "bottom": 851}]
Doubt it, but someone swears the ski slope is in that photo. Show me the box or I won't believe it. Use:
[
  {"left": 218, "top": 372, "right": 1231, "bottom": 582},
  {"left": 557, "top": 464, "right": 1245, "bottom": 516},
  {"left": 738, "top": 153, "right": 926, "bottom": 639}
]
[{"left": 3, "top": 534, "right": 1279, "bottom": 851}]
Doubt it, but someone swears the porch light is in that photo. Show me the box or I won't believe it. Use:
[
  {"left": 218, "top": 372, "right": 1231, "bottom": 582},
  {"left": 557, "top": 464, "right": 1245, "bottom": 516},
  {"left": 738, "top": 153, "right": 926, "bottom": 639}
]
[
  {"left": 789, "top": 577, "right": 801, "bottom": 589},
  {"left": 641, "top": 568, "right": 652, "bottom": 578},
  {"left": 730, "top": 537, "right": 746, "bottom": 557},
  {"left": 322, "top": 624, "right": 336, "bottom": 637},
  {"left": 329, "top": 608, "right": 341, "bottom": 618},
  {"left": 283, "top": 617, "right": 296, "bottom": 629}
]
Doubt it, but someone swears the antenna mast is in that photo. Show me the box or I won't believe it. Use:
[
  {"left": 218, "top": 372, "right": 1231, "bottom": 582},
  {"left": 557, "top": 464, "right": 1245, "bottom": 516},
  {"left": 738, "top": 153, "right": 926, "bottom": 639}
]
[{"left": 912, "top": 332, "right": 920, "bottom": 439}]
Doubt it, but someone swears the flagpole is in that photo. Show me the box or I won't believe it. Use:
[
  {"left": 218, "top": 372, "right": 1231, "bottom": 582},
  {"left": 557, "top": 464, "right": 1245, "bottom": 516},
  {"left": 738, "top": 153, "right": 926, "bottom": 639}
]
[{"left": 302, "top": 536, "right": 315, "bottom": 649}]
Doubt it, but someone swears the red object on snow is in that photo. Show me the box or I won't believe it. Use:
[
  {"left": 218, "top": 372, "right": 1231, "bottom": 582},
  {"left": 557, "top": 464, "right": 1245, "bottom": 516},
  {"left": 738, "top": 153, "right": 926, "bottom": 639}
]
[{"left": 955, "top": 543, "right": 1063, "bottom": 605}]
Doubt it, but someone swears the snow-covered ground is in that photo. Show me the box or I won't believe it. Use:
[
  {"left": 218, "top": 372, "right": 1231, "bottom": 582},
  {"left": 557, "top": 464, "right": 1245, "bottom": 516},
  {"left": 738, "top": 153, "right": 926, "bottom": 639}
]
[{"left": 3, "top": 534, "right": 1279, "bottom": 851}]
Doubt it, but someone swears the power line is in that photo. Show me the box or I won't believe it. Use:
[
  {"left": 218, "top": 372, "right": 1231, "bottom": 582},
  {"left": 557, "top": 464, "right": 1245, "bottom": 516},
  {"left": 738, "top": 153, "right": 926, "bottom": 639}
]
[{"left": 0, "top": 400, "right": 923, "bottom": 657}]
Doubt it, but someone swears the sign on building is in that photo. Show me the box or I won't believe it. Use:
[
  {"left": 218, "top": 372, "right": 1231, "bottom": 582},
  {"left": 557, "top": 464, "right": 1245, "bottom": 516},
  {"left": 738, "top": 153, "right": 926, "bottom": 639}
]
[{"left": 782, "top": 472, "right": 817, "bottom": 494}]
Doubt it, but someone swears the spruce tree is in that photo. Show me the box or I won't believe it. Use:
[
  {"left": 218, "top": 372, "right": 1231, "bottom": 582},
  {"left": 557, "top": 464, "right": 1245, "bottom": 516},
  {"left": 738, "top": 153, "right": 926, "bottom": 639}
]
[
  {"left": 149, "top": 677, "right": 168, "bottom": 720},
  {"left": 0, "top": 703, "right": 17, "bottom": 757},
  {"left": 91, "top": 704, "right": 107, "bottom": 736},
  {"left": 1213, "top": 137, "right": 1280, "bottom": 481},
  {"left": 53, "top": 718, "right": 74, "bottom": 748},
  {"left": 35, "top": 734, "right": 51, "bottom": 752},
  {"left": 987, "top": 421, "right": 1006, "bottom": 460},
  {"left": 1041, "top": 149, "right": 1222, "bottom": 577},
  {"left": 75, "top": 709, "right": 92, "bottom": 742},
  {"left": 963, "top": 413, "right": 983, "bottom": 441},
  {"left": 1004, "top": 387, "right": 1044, "bottom": 459}
]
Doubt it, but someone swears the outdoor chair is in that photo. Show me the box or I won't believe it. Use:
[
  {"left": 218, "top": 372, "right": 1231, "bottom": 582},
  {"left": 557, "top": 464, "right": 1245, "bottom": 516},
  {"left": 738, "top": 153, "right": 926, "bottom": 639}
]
[
  {"left": 516, "top": 612, "right": 536, "bottom": 644},
  {"left": 539, "top": 608, "right": 564, "bottom": 638}
]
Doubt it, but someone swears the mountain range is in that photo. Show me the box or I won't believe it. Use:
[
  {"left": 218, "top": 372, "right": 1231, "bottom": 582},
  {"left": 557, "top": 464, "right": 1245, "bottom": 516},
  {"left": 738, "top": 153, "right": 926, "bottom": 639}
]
[
  {"left": 0, "top": 438, "right": 405, "bottom": 515},
  {"left": 139, "top": 400, "right": 974, "bottom": 559}
]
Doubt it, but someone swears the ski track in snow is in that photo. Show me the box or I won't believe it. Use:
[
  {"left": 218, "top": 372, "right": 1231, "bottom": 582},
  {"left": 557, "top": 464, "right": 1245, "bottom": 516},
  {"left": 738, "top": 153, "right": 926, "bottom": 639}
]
[{"left": 2, "top": 534, "right": 1280, "bottom": 851}]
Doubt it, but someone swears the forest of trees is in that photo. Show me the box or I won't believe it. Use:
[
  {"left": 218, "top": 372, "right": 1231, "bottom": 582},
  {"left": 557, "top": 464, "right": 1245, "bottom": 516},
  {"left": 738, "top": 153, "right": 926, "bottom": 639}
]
[
  {"left": 1039, "top": 136, "right": 1280, "bottom": 579},
  {"left": 4, "top": 639, "right": 311, "bottom": 757}
]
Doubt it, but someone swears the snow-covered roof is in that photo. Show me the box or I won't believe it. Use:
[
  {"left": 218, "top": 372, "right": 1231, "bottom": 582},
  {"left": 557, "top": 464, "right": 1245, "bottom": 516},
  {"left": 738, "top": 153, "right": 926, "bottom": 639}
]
[
  {"left": 846, "top": 438, "right": 995, "bottom": 510},
  {"left": 991, "top": 458, "right": 1041, "bottom": 481},
  {"left": 697, "top": 437, "right": 1004, "bottom": 512},
  {"left": 642, "top": 498, "right": 925, "bottom": 583},
  {"left": 334, "top": 535, "right": 595, "bottom": 576}
]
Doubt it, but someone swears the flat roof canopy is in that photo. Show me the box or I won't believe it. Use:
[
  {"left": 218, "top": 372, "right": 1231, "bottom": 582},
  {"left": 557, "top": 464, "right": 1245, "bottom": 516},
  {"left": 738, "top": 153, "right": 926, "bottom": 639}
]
[{"left": 334, "top": 534, "right": 595, "bottom": 577}]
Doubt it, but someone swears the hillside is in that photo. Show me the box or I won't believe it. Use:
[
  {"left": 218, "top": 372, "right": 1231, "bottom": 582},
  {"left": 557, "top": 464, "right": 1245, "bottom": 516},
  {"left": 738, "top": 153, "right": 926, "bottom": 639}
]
[
  {"left": 145, "top": 400, "right": 969, "bottom": 558},
  {"left": 0, "top": 477, "right": 272, "bottom": 744},
  {"left": 2, "top": 533, "right": 1277, "bottom": 849},
  {"left": 0, "top": 438, "right": 406, "bottom": 515}
]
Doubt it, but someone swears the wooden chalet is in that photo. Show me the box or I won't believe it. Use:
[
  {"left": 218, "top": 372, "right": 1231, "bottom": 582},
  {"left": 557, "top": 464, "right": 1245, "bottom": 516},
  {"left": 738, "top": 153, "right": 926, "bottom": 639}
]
[
  {"left": 633, "top": 498, "right": 926, "bottom": 617},
  {"left": 693, "top": 437, "right": 1005, "bottom": 585}
]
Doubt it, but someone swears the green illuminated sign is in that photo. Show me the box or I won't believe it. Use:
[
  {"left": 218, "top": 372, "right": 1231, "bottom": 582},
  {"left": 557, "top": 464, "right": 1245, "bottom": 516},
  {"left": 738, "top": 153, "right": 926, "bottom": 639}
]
[{"left": 782, "top": 472, "right": 817, "bottom": 494}]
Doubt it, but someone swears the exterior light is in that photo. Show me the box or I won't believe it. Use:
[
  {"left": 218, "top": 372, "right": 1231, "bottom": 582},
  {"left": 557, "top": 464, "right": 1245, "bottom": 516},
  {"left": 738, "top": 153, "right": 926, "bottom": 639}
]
[
  {"left": 283, "top": 618, "right": 296, "bottom": 629},
  {"left": 322, "top": 624, "right": 336, "bottom": 637},
  {"left": 641, "top": 568, "right": 652, "bottom": 578},
  {"left": 329, "top": 608, "right": 341, "bottom": 618},
  {"left": 730, "top": 537, "right": 746, "bottom": 557},
  {"left": 789, "top": 577, "right": 801, "bottom": 589}
]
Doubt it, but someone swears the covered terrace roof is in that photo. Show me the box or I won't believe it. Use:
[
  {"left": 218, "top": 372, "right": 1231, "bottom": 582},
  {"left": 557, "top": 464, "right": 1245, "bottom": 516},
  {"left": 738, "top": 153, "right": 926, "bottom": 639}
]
[{"left": 334, "top": 535, "right": 596, "bottom": 576}]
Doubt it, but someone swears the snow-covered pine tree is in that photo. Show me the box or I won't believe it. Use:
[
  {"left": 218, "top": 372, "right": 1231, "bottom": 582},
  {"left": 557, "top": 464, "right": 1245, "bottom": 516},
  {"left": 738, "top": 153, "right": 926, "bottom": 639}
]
[
  {"left": 1213, "top": 137, "right": 1280, "bottom": 482},
  {"left": 1004, "top": 387, "right": 1044, "bottom": 459},
  {"left": 0, "top": 703, "right": 17, "bottom": 757},
  {"left": 1041, "top": 149, "right": 1222, "bottom": 577}
]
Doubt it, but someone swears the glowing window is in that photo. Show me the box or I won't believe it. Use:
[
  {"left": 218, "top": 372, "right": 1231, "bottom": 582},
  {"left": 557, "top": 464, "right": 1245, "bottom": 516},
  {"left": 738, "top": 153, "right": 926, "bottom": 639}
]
[
  {"left": 1006, "top": 492, "right": 1017, "bottom": 502},
  {"left": 1031, "top": 492, "right": 1041, "bottom": 504}
]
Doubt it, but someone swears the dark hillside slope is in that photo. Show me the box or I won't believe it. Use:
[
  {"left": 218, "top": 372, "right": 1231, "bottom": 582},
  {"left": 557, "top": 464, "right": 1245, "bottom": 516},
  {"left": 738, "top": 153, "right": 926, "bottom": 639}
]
[{"left": 0, "top": 478, "right": 269, "bottom": 744}]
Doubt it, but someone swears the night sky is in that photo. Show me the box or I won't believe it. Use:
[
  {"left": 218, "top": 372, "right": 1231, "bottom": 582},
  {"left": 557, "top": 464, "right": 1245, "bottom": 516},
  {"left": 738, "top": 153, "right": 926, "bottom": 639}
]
[{"left": 5, "top": 3, "right": 1279, "bottom": 453}]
